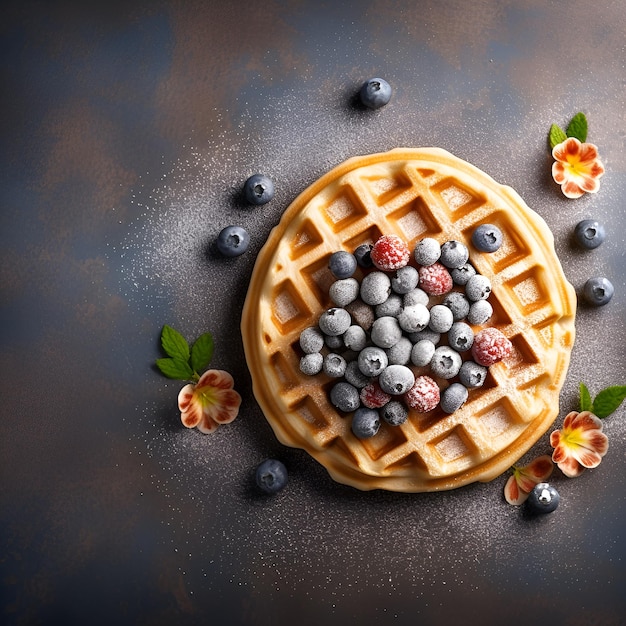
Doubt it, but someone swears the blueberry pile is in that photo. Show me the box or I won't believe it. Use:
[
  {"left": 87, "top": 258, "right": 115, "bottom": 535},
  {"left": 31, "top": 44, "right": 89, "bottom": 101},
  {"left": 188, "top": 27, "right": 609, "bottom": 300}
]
[{"left": 298, "top": 231, "right": 512, "bottom": 439}]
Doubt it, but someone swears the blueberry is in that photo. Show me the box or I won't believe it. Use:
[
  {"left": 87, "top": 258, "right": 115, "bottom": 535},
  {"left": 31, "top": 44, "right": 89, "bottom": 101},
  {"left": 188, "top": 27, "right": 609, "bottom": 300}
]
[
  {"left": 354, "top": 243, "right": 374, "bottom": 267},
  {"left": 410, "top": 339, "right": 436, "bottom": 367},
  {"left": 244, "top": 174, "right": 274, "bottom": 205},
  {"left": 467, "top": 300, "right": 493, "bottom": 325},
  {"left": 255, "top": 459, "right": 288, "bottom": 494},
  {"left": 465, "top": 274, "right": 492, "bottom": 301},
  {"left": 343, "top": 325, "right": 367, "bottom": 352},
  {"left": 443, "top": 291, "right": 471, "bottom": 321},
  {"left": 379, "top": 364, "right": 415, "bottom": 395},
  {"left": 323, "top": 353, "right": 347, "bottom": 378},
  {"left": 392, "top": 266, "right": 419, "bottom": 294},
  {"left": 458, "top": 360, "right": 488, "bottom": 388},
  {"left": 450, "top": 263, "right": 476, "bottom": 286},
  {"left": 380, "top": 401, "right": 408, "bottom": 426},
  {"left": 583, "top": 276, "right": 614, "bottom": 306},
  {"left": 428, "top": 304, "right": 454, "bottom": 333},
  {"left": 526, "top": 482, "right": 560, "bottom": 514},
  {"left": 574, "top": 219, "right": 606, "bottom": 250},
  {"left": 448, "top": 322, "right": 474, "bottom": 352},
  {"left": 299, "top": 326, "right": 324, "bottom": 354},
  {"left": 344, "top": 360, "right": 370, "bottom": 389},
  {"left": 357, "top": 346, "right": 388, "bottom": 377},
  {"left": 329, "top": 250, "right": 357, "bottom": 278},
  {"left": 414, "top": 237, "right": 441, "bottom": 266},
  {"left": 351, "top": 407, "right": 381, "bottom": 438},
  {"left": 397, "top": 303, "right": 430, "bottom": 333},
  {"left": 318, "top": 307, "right": 352, "bottom": 336},
  {"left": 216, "top": 225, "right": 250, "bottom": 257},
  {"left": 371, "top": 316, "right": 403, "bottom": 348},
  {"left": 359, "top": 77, "right": 392, "bottom": 109},
  {"left": 385, "top": 336, "right": 413, "bottom": 366},
  {"left": 403, "top": 287, "right": 429, "bottom": 307},
  {"left": 472, "top": 224, "right": 503, "bottom": 253},
  {"left": 375, "top": 293, "right": 403, "bottom": 318},
  {"left": 430, "top": 346, "right": 462, "bottom": 379},
  {"left": 330, "top": 382, "right": 361, "bottom": 413},
  {"left": 360, "top": 271, "right": 392, "bottom": 305},
  {"left": 439, "top": 240, "right": 469, "bottom": 269},
  {"left": 299, "top": 353, "right": 323, "bottom": 376},
  {"left": 440, "top": 383, "right": 469, "bottom": 414},
  {"left": 329, "top": 278, "right": 360, "bottom": 307}
]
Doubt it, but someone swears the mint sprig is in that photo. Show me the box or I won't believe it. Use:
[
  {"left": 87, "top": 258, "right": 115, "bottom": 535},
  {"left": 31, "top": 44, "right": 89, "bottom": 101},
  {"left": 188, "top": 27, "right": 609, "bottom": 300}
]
[
  {"left": 156, "top": 325, "right": 214, "bottom": 381},
  {"left": 549, "top": 112, "right": 588, "bottom": 149},
  {"left": 579, "top": 382, "right": 626, "bottom": 418}
]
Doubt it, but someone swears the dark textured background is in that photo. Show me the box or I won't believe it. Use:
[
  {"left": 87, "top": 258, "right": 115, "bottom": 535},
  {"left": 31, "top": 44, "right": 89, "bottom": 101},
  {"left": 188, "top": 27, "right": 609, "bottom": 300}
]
[{"left": 1, "top": 1, "right": 625, "bottom": 624}]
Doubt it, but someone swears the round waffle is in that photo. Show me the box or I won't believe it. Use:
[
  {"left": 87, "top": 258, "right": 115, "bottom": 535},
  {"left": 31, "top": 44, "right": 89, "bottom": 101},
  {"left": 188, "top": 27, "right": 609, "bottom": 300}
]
[{"left": 241, "top": 148, "right": 576, "bottom": 492}]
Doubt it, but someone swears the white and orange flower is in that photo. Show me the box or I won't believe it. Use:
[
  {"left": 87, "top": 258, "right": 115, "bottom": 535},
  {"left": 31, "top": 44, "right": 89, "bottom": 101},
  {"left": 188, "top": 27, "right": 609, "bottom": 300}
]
[
  {"left": 178, "top": 369, "right": 241, "bottom": 434},
  {"left": 550, "top": 411, "right": 608, "bottom": 478},
  {"left": 552, "top": 137, "right": 605, "bottom": 198},
  {"left": 504, "top": 455, "right": 554, "bottom": 505}
]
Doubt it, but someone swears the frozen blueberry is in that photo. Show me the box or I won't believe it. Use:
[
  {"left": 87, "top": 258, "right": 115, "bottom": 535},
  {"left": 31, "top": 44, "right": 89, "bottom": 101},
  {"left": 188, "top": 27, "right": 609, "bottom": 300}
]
[
  {"left": 330, "top": 382, "right": 361, "bottom": 413},
  {"left": 467, "top": 299, "right": 493, "bottom": 325},
  {"left": 430, "top": 346, "right": 462, "bottom": 379},
  {"left": 375, "top": 293, "right": 403, "bottom": 318},
  {"left": 358, "top": 346, "right": 388, "bottom": 377},
  {"left": 465, "top": 274, "right": 492, "bottom": 301},
  {"left": 256, "top": 459, "right": 288, "bottom": 494},
  {"left": 351, "top": 407, "right": 381, "bottom": 438},
  {"left": 403, "top": 287, "right": 429, "bottom": 307},
  {"left": 439, "top": 240, "right": 469, "bottom": 269},
  {"left": 343, "top": 325, "right": 367, "bottom": 352},
  {"left": 329, "top": 278, "right": 360, "bottom": 307},
  {"left": 442, "top": 291, "right": 471, "bottom": 321},
  {"left": 398, "top": 303, "right": 430, "bottom": 333},
  {"left": 386, "top": 336, "right": 413, "bottom": 366},
  {"left": 392, "top": 266, "right": 419, "bottom": 294},
  {"left": 583, "top": 276, "right": 614, "bottom": 306},
  {"left": 448, "top": 322, "right": 474, "bottom": 352},
  {"left": 410, "top": 339, "right": 436, "bottom": 367},
  {"left": 408, "top": 329, "right": 441, "bottom": 345},
  {"left": 526, "top": 482, "right": 560, "bottom": 514},
  {"left": 244, "top": 174, "right": 274, "bottom": 205},
  {"left": 299, "top": 326, "right": 324, "bottom": 354},
  {"left": 574, "top": 219, "right": 606, "bottom": 250},
  {"left": 359, "top": 77, "right": 392, "bottom": 109},
  {"left": 354, "top": 243, "right": 374, "bottom": 268},
  {"left": 450, "top": 263, "right": 476, "bottom": 286},
  {"left": 344, "top": 360, "right": 370, "bottom": 389},
  {"left": 458, "top": 360, "right": 488, "bottom": 388},
  {"left": 323, "top": 353, "right": 347, "bottom": 378},
  {"left": 216, "top": 225, "right": 250, "bottom": 257},
  {"left": 360, "top": 271, "right": 392, "bottom": 305},
  {"left": 414, "top": 237, "right": 441, "bottom": 266},
  {"left": 371, "top": 316, "right": 403, "bottom": 348},
  {"left": 299, "top": 352, "right": 323, "bottom": 376},
  {"left": 329, "top": 250, "right": 357, "bottom": 278},
  {"left": 428, "top": 304, "right": 454, "bottom": 333},
  {"left": 380, "top": 401, "right": 408, "bottom": 426},
  {"left": 319, "top": 307, "right": 352, "bottom": 336},
  {"left": 379, "top": 364, "right": 416, "bottom": 395},
  {"left": 324, "top": 334, "right": 343, "bottom": 350},
  {"left": 440, "top": 383, "right": 469, "bottom": 414},
  {"left": 472, "top": 224, "right": 503, "bottom": 253}
]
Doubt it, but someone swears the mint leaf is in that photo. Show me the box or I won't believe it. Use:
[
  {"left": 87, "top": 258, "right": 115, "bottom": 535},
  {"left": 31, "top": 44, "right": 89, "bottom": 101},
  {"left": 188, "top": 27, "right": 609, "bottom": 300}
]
[
  {"left": 161, "top": 325, "right": 190, "bottom": 362},
  {"left": 592, "top": 385, "right": 626, "bottom": 418},
  {"left": 579, "top": 382, "right": 593, "bottom": 412},
  {"left": 549, "top": 124, "right": 567, "bottom": 149},
  {"left": 191, "top": 332, "right": 214, "bottom": 374},
  {"left": 566, "top": 112, "right": 588, "bottom": 142},
  {"left": 156, "top": 357, "right": 194, "bottom": 380}
]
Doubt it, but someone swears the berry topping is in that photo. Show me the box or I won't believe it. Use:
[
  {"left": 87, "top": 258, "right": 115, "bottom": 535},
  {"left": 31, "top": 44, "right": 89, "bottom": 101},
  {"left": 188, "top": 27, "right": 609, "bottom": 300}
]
[
  {"left": 379, "top": 364, "right": 415, "bottom": 395},
  {"left": 471, "top": 327, "right": 512, "bottom": 366},
  {"left": 380, "top": 401, "right": 408, "bottom": 426},
  {"left": 329, "top": 250, "right": 357, "bottom": 278},
  {"left": 351, "top": 407, "right": 381, "bottom": 439},
  {"left": 354, "top": 243, "right": 374, "bottom": 267},
  {"left": 329, "top": 278, "right": 360, "bottom": 307},
  {"left": 244, "top": 174, "right": 274, "bottom": 205},
  {"left": 371, "top": 315, "right": 403, "bottom": 348},
  {"left": 526, "top": 482, "right": 560, "bottom": 514},
  {"left": 413, "top": 237, "right": 441, "bottom": 266},
  {"left": 465, "top": 274, "right": 492, "bottom": 301},
  {"left": 318, "top": 307, "right": 352, "bottom": 336},
  {"left": 467, "top": 300, "right": 493, "bottom": 325},
  {"left": 410, "top": 339, "right": 436, "bottom": 367},
  {"left": 450, "top": 262, "right": 476, "bottom": 286},
  {"left": 330, "top": 382, "right": 361, "bottom": 413},
  {"left": 360, "top": 271, "right": 392, "bottom": 305},
  {"left": 359, "top": 78, "right": 392, "bottom": 109},
  {"left": 299, "top": 326, "right": 324, "bottom": 354},
  {"left": 323, "top": 353, "right": 347, "bottom": 378},
  {"left": 439, "top": 240, "right": 469, "bottom": 269},
  {"left": 255, "top": 459, "right": 288, "bottom": 494},
  {"left": 357, "top": 346, "right": 388, "bottom": 377},
  {"left": 300, "top": 353, "right": 323, "bottom": 376},
  {"left": 428, "top": 304, "right": 454, "bottom": 333},
  {"left": 583, "top": 276, "right": 614, "bottom": 306},
  {"left": 440, "top": 383, "right": 469, "bottom": 414},
  {"left": 391, "top": 265, "right": 419, "bottom": 294},
  {"left": 371, "top": 235, "right": 411, "bottom": 271},
  {"left": 447, "top": 322, "right": 474, "bottom": 352},
  {"left": 405, "top": 375, "right": 440, "bottom": 412},
  {"left": 216, "top": 225, "right": 250, "bottom": 257},
  {"left": 458, "top": 360, "right": 488, "bottom": 388},
  {"left": 472, "top": 224, "right": 503, "bottom": 253},
  {"left": 574, "top": 219, "right": 606, "bottom": 249},
  {"left": 418, "top": 262, "right": 453, "bottom": 296},
  {"left": 360, "top": 381, "right": 391, "bottom": 408},
  {"left": 430, "top": 346, "right": 462, "bottom": 379}
]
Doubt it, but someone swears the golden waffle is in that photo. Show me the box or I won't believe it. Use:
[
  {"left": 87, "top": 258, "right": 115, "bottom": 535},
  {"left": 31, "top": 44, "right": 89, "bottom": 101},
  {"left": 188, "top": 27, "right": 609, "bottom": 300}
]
[{"left": 241, "top": 148, "right": 576, "bottom": 492}]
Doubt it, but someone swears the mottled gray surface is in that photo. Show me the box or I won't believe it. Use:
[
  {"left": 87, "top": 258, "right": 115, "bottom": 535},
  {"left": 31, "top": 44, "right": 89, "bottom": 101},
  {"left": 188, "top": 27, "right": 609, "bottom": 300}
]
[{"left": 1, "top": 1, "right": 625, "bottom": 624}]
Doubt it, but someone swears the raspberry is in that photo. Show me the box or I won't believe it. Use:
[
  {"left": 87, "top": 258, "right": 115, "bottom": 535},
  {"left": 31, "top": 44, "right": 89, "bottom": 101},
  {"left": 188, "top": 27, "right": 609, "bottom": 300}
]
[
  {"left": 405, "top": 375, "right": 440, "bottom": 412},
  {"left": 418, "top": 262, "right": 453, "bottom": 296},
  {"left": 360, "top": 381, "right": 391, "bottom": 409},
  {"left": 371, "top": 235, "right": 410, "bottom": 271},
  {"left": 471, "top": 327, "right": 512, "bottom": 366}
]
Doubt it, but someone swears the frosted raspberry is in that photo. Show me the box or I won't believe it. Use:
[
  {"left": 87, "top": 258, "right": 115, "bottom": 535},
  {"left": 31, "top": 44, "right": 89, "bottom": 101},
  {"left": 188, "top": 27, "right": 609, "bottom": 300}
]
[
  {"left": 371, "top": 235, "right": 410, "bottom": 271},
  {"left": 405, "top": 375, "right": 440, "bottom": 412},
  {"left": 471, "top": 327, "right": 513, "bottom": 366},
  {"left": 360, "top": 381, "right": 391, "bottom": 409},
  {"left": 418, "top": 262, "right": 453, "bottom": 296}
]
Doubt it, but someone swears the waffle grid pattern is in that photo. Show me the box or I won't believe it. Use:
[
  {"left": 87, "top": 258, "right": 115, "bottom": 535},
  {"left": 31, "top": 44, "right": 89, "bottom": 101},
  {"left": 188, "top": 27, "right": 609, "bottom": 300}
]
[{"left": 243, "top": 149, "right": 576, "bottom": 492}]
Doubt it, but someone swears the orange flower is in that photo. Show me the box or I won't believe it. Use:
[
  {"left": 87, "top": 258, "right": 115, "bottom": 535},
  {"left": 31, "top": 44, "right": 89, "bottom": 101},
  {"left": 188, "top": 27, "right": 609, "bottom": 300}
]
[
  {"left": 550, "top": 411, "right": 608, "bottom": 478},
  {"left": 504, "top": 455, "right": 554, "bottom": 505},
  {"left": 178, "top": 369, "right": 241, "bottom": 434},
  {"left": 552, "top": 137, "right": 604, "bottom": 198}
]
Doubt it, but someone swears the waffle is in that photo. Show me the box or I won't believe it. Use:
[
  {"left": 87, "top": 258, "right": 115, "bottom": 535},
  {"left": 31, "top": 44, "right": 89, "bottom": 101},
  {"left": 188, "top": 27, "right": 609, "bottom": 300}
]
[{"left": 241, "top": 148, "right": 576, "bottom": 492}]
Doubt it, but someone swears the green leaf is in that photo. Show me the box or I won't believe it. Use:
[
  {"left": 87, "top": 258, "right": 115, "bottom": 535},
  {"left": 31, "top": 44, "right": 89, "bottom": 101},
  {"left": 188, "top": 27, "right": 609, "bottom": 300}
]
[
  {"left": 549, "top": 124, "right": 567, "bottom": 149},
  {"left": 155, "top": 357, "right": 194, "bottom": 380},
  {"left": 592, "top": 385, "right": 626, "bottom": 419},
  {"left": 566, "top": 112, "right": 588, "bottom": 142},
  {"left": 160, "top": 325, "right": 190, "bottom": 362},
  {"left": 579, "top": 382, "right": 593, "bottom": 412},
  {"left": 191, "top": 332, "right": 214, "bottom": 374}
]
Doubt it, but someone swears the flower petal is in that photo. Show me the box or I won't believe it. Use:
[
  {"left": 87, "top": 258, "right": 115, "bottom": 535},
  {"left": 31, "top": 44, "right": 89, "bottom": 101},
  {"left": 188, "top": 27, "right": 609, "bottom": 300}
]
[
  {"left": 197, "top": 414, "right": 220, "bottom": 434},
  {"left": 206, "top": 388, "right": 242, "bottom": 424},
  {"left": 552, "top": 162, "right": 567, "bottom": 184},
  {"left": 556, "top": 455, "right": 585, "bottom": 478},
  {"left": 552, "top": 137, "right": 581, "bottom": 162},
  {"left": 524, "top": 455, "right": 554, "bottom": 480},
  {"left": 504, "top": 474, "right": 529, "bottom": 505},
  {"left": 178, "top": 383, "right": 203, "bottom": 428},
  {"left": 562, "top": 180, "right": 585, "bottom": 198},
  {"left": 196, "top": 369, "right": 235, "bottom": 391}
]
